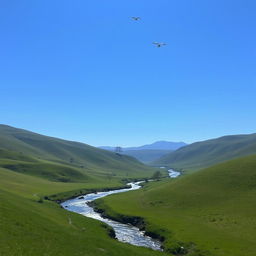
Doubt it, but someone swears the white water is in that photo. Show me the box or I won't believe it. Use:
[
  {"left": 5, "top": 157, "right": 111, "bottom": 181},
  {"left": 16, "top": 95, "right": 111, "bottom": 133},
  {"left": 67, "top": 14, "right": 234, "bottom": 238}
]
[
  {"left": 62, "top": 169, "right": 180, "bottom": 250},
  {"left": 168, "top": 169, "right": 181, "bottom": 178}
]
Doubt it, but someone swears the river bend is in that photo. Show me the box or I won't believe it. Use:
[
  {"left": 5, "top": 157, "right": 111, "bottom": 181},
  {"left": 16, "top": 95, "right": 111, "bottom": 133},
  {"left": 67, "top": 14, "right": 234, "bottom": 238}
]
[{"left": 61, "top": 169, "right": 180, "bottom": 250}]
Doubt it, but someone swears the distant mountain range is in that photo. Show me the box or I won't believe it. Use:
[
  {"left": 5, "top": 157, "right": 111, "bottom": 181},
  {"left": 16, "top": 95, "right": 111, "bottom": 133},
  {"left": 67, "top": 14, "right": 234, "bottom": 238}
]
[
  {"left": 99, "top": 141, "right": 187, "bottom": 163},
  {"left": 100, "top": 141, "right": 187, "bottom": 151}
]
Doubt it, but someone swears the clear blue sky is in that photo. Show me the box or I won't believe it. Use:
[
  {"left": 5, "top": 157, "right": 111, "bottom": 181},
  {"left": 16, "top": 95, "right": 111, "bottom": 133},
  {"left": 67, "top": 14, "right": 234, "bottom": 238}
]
[{"left": 1, "top": 0, "right": 255, "bottom": 146}]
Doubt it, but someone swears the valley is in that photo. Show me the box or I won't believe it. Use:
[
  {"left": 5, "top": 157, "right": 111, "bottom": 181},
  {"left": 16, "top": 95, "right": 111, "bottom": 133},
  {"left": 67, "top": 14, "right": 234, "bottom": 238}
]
[
  {"left": 1, "top": 125, "right": 256, "bottom": 256},
  {"left": 1, "top": 2, "right": 255, "bottom": 255},
  {"left": 94, "top": 154, "right": 256, "bottom": 256}
]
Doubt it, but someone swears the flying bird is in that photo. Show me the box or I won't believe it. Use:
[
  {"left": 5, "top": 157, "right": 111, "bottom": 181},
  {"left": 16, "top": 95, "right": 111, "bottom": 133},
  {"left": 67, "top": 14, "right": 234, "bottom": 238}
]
[
  {"left": 131, "top": 17, "right": 141, "bottom": 21},
  {"left": 153, "top": 42, "right": 167, "bottom": 48}
]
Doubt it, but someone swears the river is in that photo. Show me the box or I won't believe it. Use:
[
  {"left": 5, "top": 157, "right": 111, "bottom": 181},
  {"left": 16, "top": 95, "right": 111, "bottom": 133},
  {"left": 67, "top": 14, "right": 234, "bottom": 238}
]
[{"left": 61, "top": 169, "right": 180, "bottom": 251}]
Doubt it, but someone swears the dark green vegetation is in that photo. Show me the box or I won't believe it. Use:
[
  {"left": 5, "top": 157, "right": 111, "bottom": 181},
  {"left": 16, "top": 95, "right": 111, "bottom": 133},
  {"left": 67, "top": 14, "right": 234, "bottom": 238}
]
[
  {"left": 95, "top": 154, "right": 256, "bottom": 256},
  {"left": 122, "top": 149, "right": 173, "bottom": 163},
  {"left": 154, "top": 133, "right": 256, "bottom": 171},
  {"left": 0, "top": 125, "right": 166, "bottom": 256}
]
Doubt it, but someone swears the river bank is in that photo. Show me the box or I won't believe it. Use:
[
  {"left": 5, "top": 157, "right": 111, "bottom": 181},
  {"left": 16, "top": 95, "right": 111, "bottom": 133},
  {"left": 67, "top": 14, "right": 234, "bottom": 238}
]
[{"left": 61, "top": 169, "right": 181, "bottom": 251}]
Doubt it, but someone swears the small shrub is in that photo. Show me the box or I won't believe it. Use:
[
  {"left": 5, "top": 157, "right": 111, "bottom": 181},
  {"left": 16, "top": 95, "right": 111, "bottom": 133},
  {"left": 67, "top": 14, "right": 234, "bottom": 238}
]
[{"left": 37, "top": 197, "right": 44, "bottom": 203}]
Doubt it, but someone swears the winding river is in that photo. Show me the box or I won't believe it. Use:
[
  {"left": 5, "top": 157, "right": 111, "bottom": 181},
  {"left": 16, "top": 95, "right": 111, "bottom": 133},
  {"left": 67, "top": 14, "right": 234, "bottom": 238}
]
[{"left": 61, "top": 169, "right": 180, "bottom": 251}]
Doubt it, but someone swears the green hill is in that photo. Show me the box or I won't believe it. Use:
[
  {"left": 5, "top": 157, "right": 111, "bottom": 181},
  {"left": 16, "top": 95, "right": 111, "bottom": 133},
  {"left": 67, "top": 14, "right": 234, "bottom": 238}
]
[
  {"left": 153, "top": 133, "right": 256, "bottom": 171},
  {"left": 0, "top": 124, "right": 156, "bottom": 180},
  {"left": 0, "top": 166, "right": 166, "bottom": 256},
  {"left": 94, "top": 154, "right": 256, "bottom": 256},
  {"left": 0, "top": 125, "right": 166, "bottom": 256}
]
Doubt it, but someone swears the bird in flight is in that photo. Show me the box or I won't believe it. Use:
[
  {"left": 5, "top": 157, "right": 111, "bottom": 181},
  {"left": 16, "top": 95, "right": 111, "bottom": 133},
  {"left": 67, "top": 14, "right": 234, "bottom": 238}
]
[
  {"left": 131, "top": 17, "right": 141, "bottom": 21},
  {"left": 153, "top": 42, "right": 167, "bottom": 48}
]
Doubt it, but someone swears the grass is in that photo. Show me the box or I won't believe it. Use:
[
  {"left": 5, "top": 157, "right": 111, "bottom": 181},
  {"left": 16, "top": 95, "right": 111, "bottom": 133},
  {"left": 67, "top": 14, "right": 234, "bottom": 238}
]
[
  {"left": 0, "top": 125, "right": 162, "bottom": 196},
  {"left": 153, "top": 133, "right": 256, "bottom": 172},
  {"left": 0, "top": 125, "right": 169, "bottom": 255},
  {"left": 0, "top": 148, "right": 163, "bottom": 195},
  {"left": 94, "top": 154, "right": 256, "bottom": 256},
  {"left": 0, "top": 166, "right": 170, "bottom": 256},
  {"left": 0, "top": 124, "right": 157, "bottom": 178}
]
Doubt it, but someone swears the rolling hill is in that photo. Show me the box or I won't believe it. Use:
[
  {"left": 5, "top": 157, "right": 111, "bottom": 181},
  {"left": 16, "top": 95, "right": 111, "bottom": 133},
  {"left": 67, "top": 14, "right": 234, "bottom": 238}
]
[
  {"left": 0, "top": 124, "right": 156, "bottom": 180},
  {"left": 94, "top": 154, "right": 256, "bottom": 256},
  {"left": 0, "top": 125, "right": 165, "bottom": 256},
  {"left": 153, "top": 133, "right": 256, "bottom": 171},
  {"left": 0, "top": 166, "right": 166, "bottom": 256}
]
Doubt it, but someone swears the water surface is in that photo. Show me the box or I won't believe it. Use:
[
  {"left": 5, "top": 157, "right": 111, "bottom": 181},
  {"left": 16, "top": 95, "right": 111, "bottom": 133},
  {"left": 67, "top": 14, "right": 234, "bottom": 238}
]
[{"left": 62, "top": 169, "right": 181, "bottom": 250}]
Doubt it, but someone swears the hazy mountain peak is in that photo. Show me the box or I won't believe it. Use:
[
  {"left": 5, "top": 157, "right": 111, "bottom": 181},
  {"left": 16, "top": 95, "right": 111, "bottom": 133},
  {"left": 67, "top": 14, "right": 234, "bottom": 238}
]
[
  {"left": 99, "top": 141, "right": 187, "bottom": 163},
  {"left": 137, "top": 141, "right": 187, "bottom": 151}
]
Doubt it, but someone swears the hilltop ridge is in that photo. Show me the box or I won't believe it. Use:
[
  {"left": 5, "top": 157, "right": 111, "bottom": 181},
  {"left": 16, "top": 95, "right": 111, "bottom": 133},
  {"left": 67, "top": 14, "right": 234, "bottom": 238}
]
[
  {"left": 153, "top": 133, "right": 256, "bottom": 171},
  {"left": 0, "top": 124, "right": 156, "bottom": 180}
]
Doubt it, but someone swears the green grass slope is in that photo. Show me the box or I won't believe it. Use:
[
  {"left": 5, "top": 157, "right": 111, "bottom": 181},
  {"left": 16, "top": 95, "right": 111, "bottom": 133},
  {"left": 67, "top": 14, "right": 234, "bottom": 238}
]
[
  {"left": 0, "top": 166, "right": 167, "bottom": 256},
  {"left": 0, "top": 124, "right": 156, "bottom": 179},
  {"left": 153, "top": 133, "right": 256, "bottom": 171},
  {"left": 94, "top": 154, "right": 256, "bottom": 256},
  {"left": 0, "top": 125, "right": 166, "bottom": 255}
]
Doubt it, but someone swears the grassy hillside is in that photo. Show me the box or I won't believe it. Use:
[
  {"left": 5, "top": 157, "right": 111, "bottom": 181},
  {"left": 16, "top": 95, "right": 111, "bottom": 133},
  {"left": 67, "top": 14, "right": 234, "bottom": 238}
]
[
  {"left": 94, "top": 154, "right": 256, "bottom": 256},
  {"left": 122, "top": 149, "right": 173, "bottom": 163},
  {"left": 153, "top": 133, "right": 256, "bottom": 171},
  {"left": 0, "top": 166, "right": 167, "bottom": 256},
  {"left": 0, "top": 125, "right": 166, "bottom": 255},
  {"left": 0, "top": 125, "right": 156, "bottom": 179}
]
